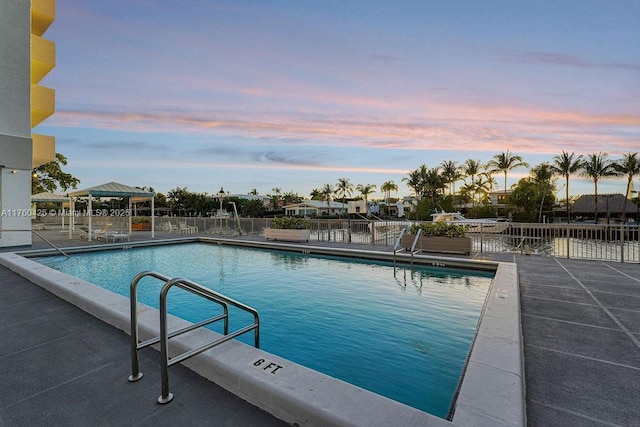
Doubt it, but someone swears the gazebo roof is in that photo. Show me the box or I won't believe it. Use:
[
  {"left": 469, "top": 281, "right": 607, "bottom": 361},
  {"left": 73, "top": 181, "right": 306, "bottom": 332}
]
[
  {"left": 68, "top": 182, "right": 154, "bottom": 201},
  {"left": 572, "top": 194, "right": 635, "bottom": 214},
  {"left": 31, "top": 191, "right": 69, "bottom": 202}
]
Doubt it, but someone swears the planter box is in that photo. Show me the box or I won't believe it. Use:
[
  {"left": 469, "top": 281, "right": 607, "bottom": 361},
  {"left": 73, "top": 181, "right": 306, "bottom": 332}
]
[
  {"left": 132, "top": 223, "right": 151, "bottom": 231},
  {"left": 264, "top": 228, "right": 310, "bottom": 242},
  {"left": 402, "top": 235, "right": 472, "bottom": 255}
]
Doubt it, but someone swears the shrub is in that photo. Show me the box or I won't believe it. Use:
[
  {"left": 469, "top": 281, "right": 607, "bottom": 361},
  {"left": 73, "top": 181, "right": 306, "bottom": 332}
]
[
  {"left": 270, "top": 217, "right": 309, "bottom": 230},
  {"left": 132, "top": 216, "right": 151, "bottom": 224},
  {"left": 409, "top": 222, "right": 468, "bottom": 238}
]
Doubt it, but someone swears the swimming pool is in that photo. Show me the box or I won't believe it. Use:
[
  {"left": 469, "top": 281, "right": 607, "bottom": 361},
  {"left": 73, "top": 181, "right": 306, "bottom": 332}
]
[{"left": 36, "top": 242, "right": 493, "bottom": 418}]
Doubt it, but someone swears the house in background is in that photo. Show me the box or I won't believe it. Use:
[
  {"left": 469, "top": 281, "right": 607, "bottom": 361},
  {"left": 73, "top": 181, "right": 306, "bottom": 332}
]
[
  {"left": 572, "top": 194, "right": 639, "bottom": 223},
  {"left": 489, "top": 190, "right": 512, "bottom": 206},
  {"left": 284, "top": 200, "right": 347, "bottom": 217}
]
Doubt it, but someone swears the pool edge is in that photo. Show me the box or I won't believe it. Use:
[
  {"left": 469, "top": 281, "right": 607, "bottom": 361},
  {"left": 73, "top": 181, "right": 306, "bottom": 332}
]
[{"left": 1, "top": 242, "right": 525, "bottom": 427}]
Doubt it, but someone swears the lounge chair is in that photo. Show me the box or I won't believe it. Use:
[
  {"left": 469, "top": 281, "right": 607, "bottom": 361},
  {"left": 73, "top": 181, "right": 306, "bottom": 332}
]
[
  {"left": 80, "top": 225, "right": 111, "bottom": 240},
  {"left": 105, "top": 231, "right": 130, "bottom": 242}
]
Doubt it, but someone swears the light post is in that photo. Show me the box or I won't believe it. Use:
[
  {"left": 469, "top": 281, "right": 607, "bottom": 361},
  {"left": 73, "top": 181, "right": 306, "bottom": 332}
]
[
  {"left": 632, "top": 190, "right": 639, "bottom": 224},
  {"left": 217, "top": 187, "right": 226, "bottom": 232}
]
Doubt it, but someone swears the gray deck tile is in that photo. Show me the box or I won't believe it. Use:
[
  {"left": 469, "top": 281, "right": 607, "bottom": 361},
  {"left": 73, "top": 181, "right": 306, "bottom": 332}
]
[
  {"left": 608, "top": 308, "right": 640, "bottom": 334},
  {"left": 591, "top": 290, "right": 640, "bottom": 311},
  {"left": 521, "top": 296, "right": 618, "bottom": 328},
  {"left": 524, "top": 345, "right": 640, "bottom": 426},
  {"left": 527, "top": 400, "right": 617, "bottom": 427},
  {"left": 520, "top": 283, "right": 595, "bottom": 304},
  {"left": 522, "top": 316, "right": 640, "bottom": 368}
]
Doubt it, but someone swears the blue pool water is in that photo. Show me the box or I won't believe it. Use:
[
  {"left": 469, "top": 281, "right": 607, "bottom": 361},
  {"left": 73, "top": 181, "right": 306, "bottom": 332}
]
[{"left": 36, "top": 243, "right": 493, "bottom": 418}]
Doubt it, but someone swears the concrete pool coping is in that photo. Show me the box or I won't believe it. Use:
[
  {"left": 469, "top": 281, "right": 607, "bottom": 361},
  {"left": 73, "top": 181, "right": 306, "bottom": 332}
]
[{"left": 0, "top": 237, "right": 525, "bottom": 426}]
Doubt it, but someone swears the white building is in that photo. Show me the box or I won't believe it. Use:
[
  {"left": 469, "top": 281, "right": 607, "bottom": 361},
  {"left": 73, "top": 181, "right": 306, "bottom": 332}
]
[
  {"left": 284, "top": 200, "right": 347, "bottom": 217},
  {"left": 1, "top": 0, "right": 56, "bottom": 247}
]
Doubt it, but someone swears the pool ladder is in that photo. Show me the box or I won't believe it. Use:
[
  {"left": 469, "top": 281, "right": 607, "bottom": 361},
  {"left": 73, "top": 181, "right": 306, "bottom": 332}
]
[
  {"left": 393, "top": 228, "right": 423, "bottom": 266},
  {"left": 128, "top": 271, "right": 260, "bottom": 404}
]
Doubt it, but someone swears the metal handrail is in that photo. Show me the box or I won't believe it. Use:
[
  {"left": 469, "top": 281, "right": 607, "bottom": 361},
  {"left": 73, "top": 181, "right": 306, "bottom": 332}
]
[
  {"left": 392, "top": 228, "right": 407, "bottom": 265},
  {"left": 129, "top": 271, "right": 228, "bottom": 382},
  {"left": 127, "top": 271, "right": 260, "bottom": 404},
  {"left": 409, "top": 228, "right": 423, "bottom": 265},
  {"left": 0, "top": 228, "right": 69, "bottom": 258}
]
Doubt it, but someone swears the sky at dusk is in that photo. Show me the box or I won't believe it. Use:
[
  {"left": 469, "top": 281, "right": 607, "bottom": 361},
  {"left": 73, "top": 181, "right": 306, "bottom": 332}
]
[{"left": 37, "top": 0, "right": 640, "bottom": 199}]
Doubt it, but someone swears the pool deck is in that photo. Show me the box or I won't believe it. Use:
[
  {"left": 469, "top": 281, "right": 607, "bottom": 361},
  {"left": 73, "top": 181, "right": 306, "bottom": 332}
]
[{"left": 1, "top": 229, "right": 639, "bottom": 426}]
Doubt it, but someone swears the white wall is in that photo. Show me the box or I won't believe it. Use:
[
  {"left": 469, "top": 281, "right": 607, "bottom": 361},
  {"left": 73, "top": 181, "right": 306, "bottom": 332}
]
[
  {"left": 0, "top": 0, "right": 32, "bottom": 247},
  {"left": 0, "top": 169, "right": 32, "bottom": 246}
]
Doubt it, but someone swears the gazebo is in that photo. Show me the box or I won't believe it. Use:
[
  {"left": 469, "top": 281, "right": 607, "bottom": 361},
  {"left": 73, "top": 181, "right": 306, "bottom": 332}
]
[
  {"left": 67, "top": 182, "right": 155, "bottom": 241},
  {"left": 31, "top": 191, "right": 71, "bottom": 230}
]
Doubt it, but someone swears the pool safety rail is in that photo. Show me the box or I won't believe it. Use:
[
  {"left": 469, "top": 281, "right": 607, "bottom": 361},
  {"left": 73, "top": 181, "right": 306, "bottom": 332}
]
[
  {"left": 393, "top": 228, "right": 423, "bottom": 266},
  {"left": 0, "top": 228, "right": 70, "bottom": 258},
  {"left": 128, "top": 271, "right": 260, "bottom": 404}
]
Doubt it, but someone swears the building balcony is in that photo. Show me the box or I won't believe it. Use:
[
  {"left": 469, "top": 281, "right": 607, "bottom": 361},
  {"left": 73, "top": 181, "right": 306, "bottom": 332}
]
[
  {"left": 32, "top": 133, "right": 56, "bottom": 167},
  {"left": 31, "top": 84, "right": 55, "bottom": 127},
  {"left": 31, "top": 35, "right": 55, "bottom": 83},
  {"left": 31, "top": 0, "right": 55, "bottom": 37}
]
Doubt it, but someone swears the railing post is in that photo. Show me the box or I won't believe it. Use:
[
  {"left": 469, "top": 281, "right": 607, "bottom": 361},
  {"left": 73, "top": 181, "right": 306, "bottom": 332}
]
[
  {"left": 128, "top": 280, "right": 143, "bottom": 382},
  {"left": 620, "top": 225, "right": 625, "bottom": 263},
  {"left": 158, "top": 284, "right": 174, "bottom": 404},
  {"left": 371, "top": 220, "right": 375, "bottom": 244}
]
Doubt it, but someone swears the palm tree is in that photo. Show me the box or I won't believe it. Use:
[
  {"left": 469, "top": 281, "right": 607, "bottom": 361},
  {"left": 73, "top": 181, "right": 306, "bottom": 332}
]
[
  {"left": 309, "top": 188, "right": 322, "bottom": 200},
  {"left": 486, "top": 150, "right": 529, "bottom": 201},
  {"left": 440, "top": 160, "right": 461, "bottom": 195},
  {"left": 613, "top": 153, "right": 640, "bottom": 223},
  {"left": 423, "top": 167, "right": 446, "bottom": 202},
  {"left": 402, "top": 166, "right": 425, "bottom": 199},
  {"left": 579, "top": 153, "right": 618, "bottom": 223},
  {"left": 462, "top": 159, "right": 483, "bottom": 207},
  {"left": 551, "top": 151, "right": 583, "bottom": 223},
  {"left": 320, "top": 183, "right": 334, "bottom": 213},
  {"left": 473, "top": 175, "right": 493, "bottom": 205},
  {"left": 268, "top": 187, "right": 282, "bottom": 210},
  {"left": 381, "top": 180, "right": 398, "bottom": 217},
  {"left": 530, "top": 163, "right": 555, "bottom": 222},
  {"left": 335, "top": 178, "right": 354, "bottom": 205},
  {"left": 356, "top": 183, "right": 377, "bottom": 214}
]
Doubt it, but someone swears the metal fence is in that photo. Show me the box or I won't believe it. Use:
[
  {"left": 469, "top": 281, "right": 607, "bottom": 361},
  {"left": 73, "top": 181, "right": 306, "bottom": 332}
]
[{"left": 35, "top": 215, "right": 640, "bottom": 263}]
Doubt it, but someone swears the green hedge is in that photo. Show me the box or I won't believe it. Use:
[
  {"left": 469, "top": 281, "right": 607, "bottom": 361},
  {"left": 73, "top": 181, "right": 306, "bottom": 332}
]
[
  {"left": 410, "top": 222, "right": 468, "bottom": 238},
  {"left": 270, "top": 217, "right": 309, "bottom": 230}
]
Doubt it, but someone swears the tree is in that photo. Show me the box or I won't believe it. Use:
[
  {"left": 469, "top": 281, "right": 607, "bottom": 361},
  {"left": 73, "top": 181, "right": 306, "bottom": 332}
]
[
  {"left": 509, "top": 178, "right": 554, "bottom": 223},
  {"left": 422, "top": 167, "right": 446, "bottom": 202},
  {"left": 309, "top": 188, "right": 322, "bottom": 200},
  {"left": 551, "top": 151, "right": 583, "bottom": 223},
  {"left": 402, "top": 166, "right": 424, "bottom": 200},
  {"left": 335, "top": 178, "right": 354, "bottom": 205},
  {"left": 249, "top": 188, "right": 259, "bottom": 195},
  {"left": 440, "top": 160, "right": 461, "bottom": 195},
  {"left": 267, "top": 187, "right": 282, "bottom": 210},
  {"left": 462, "top": 159, "right": 483, "bottom": 207},
  {"left": 579, "top": 153, "right": 618, "bottom": 223},
  {"left": 355, "top": 183, "right": 377, "bottom": 213},
  {"left": 167, "top": 187, "right": 188, "bottom": 215},
  {"left": 32, "top": 153, "right": 80, "bottom": 194},
  {"left": 320, "top": 183, "right": 334, "bottom": 212},
  {"left": 613, "top": 152, "right": 640, "bottom": 223},
  {"left": 530, "top": 163, "right": 556, "bottom": 222},
  {"left": 282, "top": 190, "right": 302, "bottom": 205},
  {"left": 486, "top": 150, "right": 529, "bottom": 200},
  {"left": 380, "top": 180, "right": 398, "bottom": 217}
]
